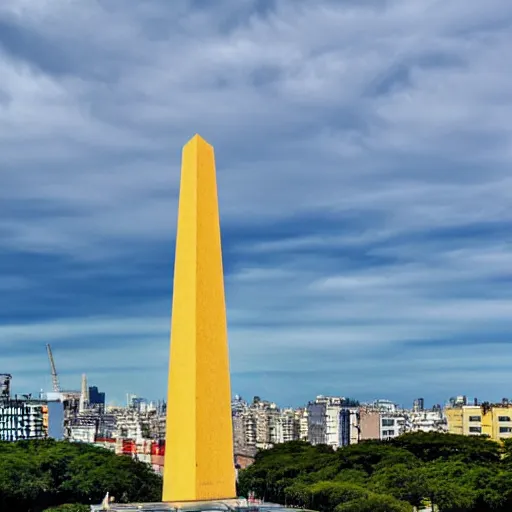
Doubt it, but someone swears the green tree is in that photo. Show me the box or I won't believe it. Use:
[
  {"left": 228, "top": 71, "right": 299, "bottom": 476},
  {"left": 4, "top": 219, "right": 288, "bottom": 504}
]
[
  {"left": 415, "top": 461, "right": 477, "bottom": 512},
  {"left": 44, "top": 505, "right": 90, "bottom": 512},
  {"left": 334, "top": 493, "right": 413, "bottom": 512},
  {"left": 0, "top": 439, "right": 162, "bottom": 512}
]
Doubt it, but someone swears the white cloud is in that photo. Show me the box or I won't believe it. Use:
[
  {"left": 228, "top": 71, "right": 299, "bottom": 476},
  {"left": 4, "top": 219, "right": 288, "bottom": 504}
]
[{"left": 1, "top": 0, "right": 512, "bottom": 404}]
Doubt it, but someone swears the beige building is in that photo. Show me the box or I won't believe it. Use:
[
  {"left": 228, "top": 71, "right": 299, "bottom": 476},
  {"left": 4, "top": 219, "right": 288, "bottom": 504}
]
[{"left": 359, "top": 408, "right": 380, "bottom": 440}]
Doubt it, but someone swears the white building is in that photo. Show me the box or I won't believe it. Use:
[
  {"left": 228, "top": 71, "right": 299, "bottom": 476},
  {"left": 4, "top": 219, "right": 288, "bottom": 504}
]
[
  {"left": 380, "top": 413, "right": 406, "bottom": 440},
  {"left": 308, "top": 396, "right": 347, "bottom": 449},
  {"left": 298, "top": 409, "right": 309, "bottom": 441},
  {"left": 407, "top": 410, "right": 447, "bottom": 433},
  {"left": 68, "top": 422, "right": 97, "bottom": 443},
  {"left": 0, "top": 399, "right": 46, "bottom": 441}
]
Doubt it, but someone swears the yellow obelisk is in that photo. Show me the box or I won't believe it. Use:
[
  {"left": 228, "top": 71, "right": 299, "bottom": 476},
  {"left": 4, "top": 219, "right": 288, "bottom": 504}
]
[{"left": 162, "top": 135, "right": 236, "bottom": 503}]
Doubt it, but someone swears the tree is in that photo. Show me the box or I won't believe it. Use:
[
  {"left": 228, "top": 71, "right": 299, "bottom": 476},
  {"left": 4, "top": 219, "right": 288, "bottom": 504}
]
[
  {"left": 44, "top": 505, "right": 90, "bottom": 512},
  {"left": 238, "top": 432, "right": 510, "bottom": 512},
  {"left": 0, "top": 439, "right": 162, "bottom": 512},
  {"left": 335, "top": 493, "right": 413, "bottom": 512}
]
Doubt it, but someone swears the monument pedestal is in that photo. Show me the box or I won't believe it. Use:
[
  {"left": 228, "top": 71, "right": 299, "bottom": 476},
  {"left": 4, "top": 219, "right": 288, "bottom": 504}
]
[{"left": 91, "top": 500, "right": 304, "bottom": 511}]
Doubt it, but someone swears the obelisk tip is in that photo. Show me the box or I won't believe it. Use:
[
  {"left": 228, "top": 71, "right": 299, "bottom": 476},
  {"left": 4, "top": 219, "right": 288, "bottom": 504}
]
[{"left": 184, "top": 133, "right": 213, "bottom": 149}]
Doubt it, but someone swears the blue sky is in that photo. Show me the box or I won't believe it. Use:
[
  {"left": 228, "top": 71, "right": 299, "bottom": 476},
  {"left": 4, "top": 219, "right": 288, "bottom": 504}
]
[{"left": 1, "top": 0, "right": 512, "bottom": 408}]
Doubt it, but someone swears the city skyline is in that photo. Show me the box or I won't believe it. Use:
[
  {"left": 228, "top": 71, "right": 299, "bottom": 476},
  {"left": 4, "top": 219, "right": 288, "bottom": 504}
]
[
  {"left": 2, "top": 369, "right": 499, "bottom": 412},
  {"left": 2, "top": 1, "right": 512, "bottom": 406}
]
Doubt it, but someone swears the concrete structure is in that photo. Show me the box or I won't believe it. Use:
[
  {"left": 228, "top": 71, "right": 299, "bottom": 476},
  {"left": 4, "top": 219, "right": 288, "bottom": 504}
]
[
  {"left": 413, "top": 398, "right": 425, "bottom": 412},
  {"left": 298, "top": 409, "right": 309, "bottom": 441},
  {"left": 359, "top": 408, "right": 380, "bottom": 441},
  {"left": 307, "top": 396, "right": 347, "bottom": 448},
  {"left": 0, "top": 374, "right": 12, "bottom": 400},
  {"left": 446, "top": 403, "right": 512, "bottom": 441},
  {"left": 281, "top": 409, "right": 300, "bottom": 443},
  {"left": 89, "top": 386, "right": 106, "bottom": 413},
  {"left": 372, "top": 399, "right": 397, "bottom": 413},
  {"left": 0, "top": 397, "right": 63, "bottom": 441},
  {"left": 339, "top": 408, "right": 359, "bottom": 447},
  {"left": 380, "top": 412, "right": 406, "bottom": 440},
  {"left": 232, "top": 398, "right": 303, "bottom": 451},
  {"left": 46, "top": 400, "right": 65, "bottom": 439},
  {"left": 0, "top": 399, "right": 45, "bottom": 440},
  {"left": 163, "top": 135, "right": 235, "bottom": 502},
  {"left": 407, "top": 410, "right": 447, "bottom": 433}
]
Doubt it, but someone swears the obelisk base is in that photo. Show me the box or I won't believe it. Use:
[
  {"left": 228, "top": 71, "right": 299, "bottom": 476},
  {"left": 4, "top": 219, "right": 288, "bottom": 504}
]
[{"left": 91, "top": 498, "right": 246, "bottom": 511}]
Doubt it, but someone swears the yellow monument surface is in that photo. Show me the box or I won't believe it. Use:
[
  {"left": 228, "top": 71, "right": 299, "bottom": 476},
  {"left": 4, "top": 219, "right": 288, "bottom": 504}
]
[{"left": 162, "top": 134, "right": 236, "bottom": 503}]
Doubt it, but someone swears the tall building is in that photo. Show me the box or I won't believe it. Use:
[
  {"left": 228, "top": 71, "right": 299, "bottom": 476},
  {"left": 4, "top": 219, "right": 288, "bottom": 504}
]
[
  {"left": 339, "top": 408, "right": 359, "bottom": 447},
  {"left": 0, "top": 399, "right": 44, "bottom": 440},
  {"left": 0, "top": 374, "right": 12, "bottom": 400},
  {"left": 298, "top": 408, "right": 309, "bottom": 441},
  {"left": 0, "top": 397, "right": 64, "bottom": 441},
  {"left": 281, "top": 409, "right": 300, "bottom": 443},
  {"left": 307, "top": 396, "right": 346, "bottom": 448},
  {"left": 413, "top": 398, "right": 425, "bottom": 412},
  {"left": 46, "top": 400, "right": 65, "bottom": 440},
  {"left": 89, "top": 386, "right": 106, "bottom": 412}
]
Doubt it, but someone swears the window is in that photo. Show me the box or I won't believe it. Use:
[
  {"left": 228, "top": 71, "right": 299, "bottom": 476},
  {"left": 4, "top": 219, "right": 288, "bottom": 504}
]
[
  {"left": 382, "top": 430, "right": 395, "bottom": 436},
  {"left": 382, "top": 419, "right": 395, "bottom": 427},
  {"left": 499, "top": 416, "right": 511, "bottom": 422},
  {"left": 468, "top": 416, "right": 481, "bottom": 422},
  {"left": 469, "top": 426, "right": 481, "bottom": 433},
  {"left": 500, "top": 427, "right": 512, "bottom": 433}
]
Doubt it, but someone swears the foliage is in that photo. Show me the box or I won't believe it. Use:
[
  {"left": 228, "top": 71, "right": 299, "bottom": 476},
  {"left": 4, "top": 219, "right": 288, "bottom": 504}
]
[
  {"left": 238, "top": 432, "right": 512, "bottom": 512},
  {"left": 0, "top": 439, "right": 162, "bottom": 512},
  {"left": 334, "top": 493, "right": 413, "bottom": 512},
  {"left": 44, "top": 505, "right": 90, "bottom": 512}
]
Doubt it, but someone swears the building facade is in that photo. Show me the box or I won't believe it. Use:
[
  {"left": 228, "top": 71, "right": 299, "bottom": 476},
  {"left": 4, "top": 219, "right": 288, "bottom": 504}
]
[
  {"left": 446, "top": 403, "right": 512, "bottom": 441},
  {"left": 0, "top": 399, "right": 45, "bottom": 441}
]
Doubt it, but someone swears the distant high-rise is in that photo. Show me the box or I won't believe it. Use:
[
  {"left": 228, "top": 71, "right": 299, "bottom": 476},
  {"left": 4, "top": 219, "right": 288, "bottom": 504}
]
[
  {"left": 413, "top": 398, "right": 425, "bottom": 412},
  {"left": 0, "top": 374, "right": 12, "bottom": 400},
  {"left": 89, "top": 386, "right": 106, "bottom": 412}
]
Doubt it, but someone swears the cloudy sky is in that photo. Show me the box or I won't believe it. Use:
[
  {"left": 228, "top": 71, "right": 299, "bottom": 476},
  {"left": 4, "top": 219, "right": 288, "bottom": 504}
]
[{"left": 1, "top": 0, "right": 512, "bottom": 408}]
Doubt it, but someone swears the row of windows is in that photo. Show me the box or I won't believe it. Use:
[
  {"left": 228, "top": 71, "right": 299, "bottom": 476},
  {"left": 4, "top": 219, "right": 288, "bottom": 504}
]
[
  {"left": 469, "top": 415, "right": 512, "bottom": 422},
  {"left": 468, "top": 426, "right": 512, "bottom": 434}
]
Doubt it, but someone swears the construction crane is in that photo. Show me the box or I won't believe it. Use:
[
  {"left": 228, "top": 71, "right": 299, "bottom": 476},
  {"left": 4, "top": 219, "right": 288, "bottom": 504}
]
[{"left": 46, "top": 343, "right": 61, "bottom": 393}]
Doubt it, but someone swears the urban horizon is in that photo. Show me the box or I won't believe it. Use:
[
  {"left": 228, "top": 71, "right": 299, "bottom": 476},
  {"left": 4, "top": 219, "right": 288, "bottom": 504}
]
[{"left": 3, "top": 369, "right": 499, "bottom": 412}]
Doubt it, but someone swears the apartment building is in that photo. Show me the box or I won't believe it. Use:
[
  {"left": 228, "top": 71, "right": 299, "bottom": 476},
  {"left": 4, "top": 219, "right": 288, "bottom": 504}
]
[
  {"left": 298, "top": 408, "right": 309, "bottom": 441},
  {"left": 339, "top": 407, "right": 359, "bottom": 447},
  {"left": 307, "top": 396, "right": 349, "bottom": 448},
  {"left": 380, "top": 412, "right": 406, "bottom": 440},
  {"left": 0, "top": 398, "right": 64, "bottom": 441},
  {"left": 407, "top": 410, "right": 447, "bottom": 433},
  {"left": 446, "top": 403, "right": 512, "bottom": 441},
  {"left": 231, "top": 397, "right": 303, "bottom": 450},
  {"left": 281, "top": 408, "right": 300, "bottom": 442}
]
